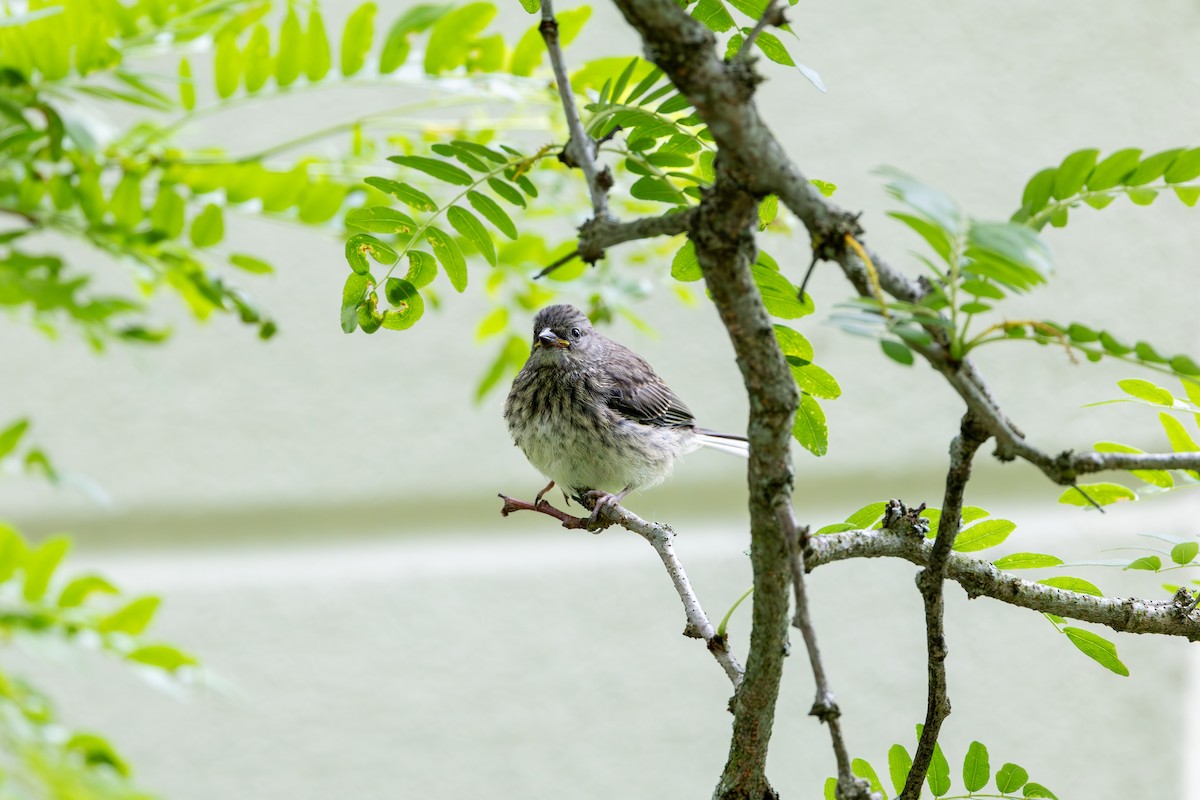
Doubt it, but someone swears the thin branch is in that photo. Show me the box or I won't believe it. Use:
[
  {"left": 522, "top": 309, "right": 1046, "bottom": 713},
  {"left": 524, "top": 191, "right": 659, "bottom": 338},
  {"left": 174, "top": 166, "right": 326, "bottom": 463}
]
[
  {"left": 781, "top": 507, "right": 874, "bottom": 800},
  {"left": 736, "top": 0, "right": 786, "bottom": 61},
  {"left": 498, "top": 493, "right": 745, "bottom": 685},
  {"left": 902, "top": 417, "right": 988, "bottom": 800},
  {"left": 539, "top": 0, "right": 612, "bottom": 221},
  {"left": 535, "top": 208, "right": 696, "bottom": 278},
  {"left": 804, "top": 527, "right": 1200, "bottom": 641}
]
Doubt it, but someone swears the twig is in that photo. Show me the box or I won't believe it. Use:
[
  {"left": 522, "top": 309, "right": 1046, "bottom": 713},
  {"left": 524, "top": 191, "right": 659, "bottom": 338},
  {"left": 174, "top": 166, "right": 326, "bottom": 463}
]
[
  {"left": 498, "top": 493, "right": 745, "bottom": 685},
  {"left": 533, "top": 249, "right": 580, "bottom": 280},
  {"left": 533, "top": 208, "right": 697, "bottom": 278},
  {"left": 736, "top": 0, "right": 786, "bottom": 61},
  {"left": 805, "top": 527, "right": 1200, "bottom": 640},
  {"left": 780, "top": 507, "right": 874, "bottom": 800},
  {"left": 539, "top": 0, "right": 611, "bottom": 221},
  {"left": 901, "top": 415, "right": 988, "bottom": 800}
]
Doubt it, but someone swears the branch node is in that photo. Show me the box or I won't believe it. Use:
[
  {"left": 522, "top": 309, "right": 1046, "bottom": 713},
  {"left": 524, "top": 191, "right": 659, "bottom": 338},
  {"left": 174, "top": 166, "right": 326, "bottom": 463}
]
[
  {"left": 808, "top": 693, "right": 840, "bottom": 723},
  {"left": 1173, "top": 587, "right": 1200, "bottom": 619},
  {"left": 881, "top": 499, "right": 929, "bottom": 537}
]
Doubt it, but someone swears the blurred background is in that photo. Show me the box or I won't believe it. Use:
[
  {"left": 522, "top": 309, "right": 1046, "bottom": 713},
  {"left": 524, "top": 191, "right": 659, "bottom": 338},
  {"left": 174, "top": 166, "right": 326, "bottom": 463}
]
[{"left": 4, "top": 0, "right": 1200, "bottom": 797}]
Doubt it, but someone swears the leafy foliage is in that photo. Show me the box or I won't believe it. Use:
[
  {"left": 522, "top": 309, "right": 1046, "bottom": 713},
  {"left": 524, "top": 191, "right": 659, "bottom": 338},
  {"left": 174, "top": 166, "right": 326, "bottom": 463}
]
[
  {"left": 1012, "top": 147, "right": 1200, "bottom": 230},
  {"left": 0, "top": 519, "right": 197, "bottom": 798},
  {"left": 0, "top": 0, "right": 550, "bottom": 348},
  {"left": 828, "top": 737, "right": 1057, "bottom": 799}
]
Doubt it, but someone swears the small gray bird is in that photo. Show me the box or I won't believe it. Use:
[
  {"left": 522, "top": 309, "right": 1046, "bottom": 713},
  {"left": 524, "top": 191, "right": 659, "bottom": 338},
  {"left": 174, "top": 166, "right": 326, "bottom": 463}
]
[{"left": 504, "top": 304, "right": 748, "bottom": 522}]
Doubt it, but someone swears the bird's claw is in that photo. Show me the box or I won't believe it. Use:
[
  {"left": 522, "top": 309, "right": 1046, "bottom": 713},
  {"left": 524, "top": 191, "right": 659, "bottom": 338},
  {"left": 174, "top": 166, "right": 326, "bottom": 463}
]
[{"left": 582, "top": 490, "right": 624, "bottom": 532}]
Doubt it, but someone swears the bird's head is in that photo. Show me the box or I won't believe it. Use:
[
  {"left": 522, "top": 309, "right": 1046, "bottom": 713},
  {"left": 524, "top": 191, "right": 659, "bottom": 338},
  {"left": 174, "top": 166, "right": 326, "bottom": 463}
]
[{"left": 528, "top": 304, "right": 596, "bottom": 363}]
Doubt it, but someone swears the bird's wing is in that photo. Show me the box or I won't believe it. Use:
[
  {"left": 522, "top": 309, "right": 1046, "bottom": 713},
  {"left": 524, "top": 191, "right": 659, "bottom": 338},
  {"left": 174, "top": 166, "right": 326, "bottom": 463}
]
[{"left": 602, "top": 344, "right": 696, "bottom": 428}]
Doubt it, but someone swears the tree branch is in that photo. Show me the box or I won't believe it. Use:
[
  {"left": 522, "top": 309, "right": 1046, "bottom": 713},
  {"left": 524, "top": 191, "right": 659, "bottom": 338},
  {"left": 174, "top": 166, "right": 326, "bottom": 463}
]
[
  {"left": 539, "top": 0, "right": 612, "bottom": 222},
  {"left": 803, "top": 525, "right": 1200, "bottom": 640},
  {"left": 736, "top": 0, "right": 786, "bottom": 61},
  {"left": 781, "top": 508, "right": 874, "bottom": 800},
  {"left": 498, "top": 493, "right": 745, "bottom": 685},
  {"left": 536, "top": 208, "right": 695, "bottom": 278},
  {"left": 901, "top": 417, "right": 989, "bottom": 799},
  {"left": 690, "top": 171, "right": 795, "bottom": 800}
]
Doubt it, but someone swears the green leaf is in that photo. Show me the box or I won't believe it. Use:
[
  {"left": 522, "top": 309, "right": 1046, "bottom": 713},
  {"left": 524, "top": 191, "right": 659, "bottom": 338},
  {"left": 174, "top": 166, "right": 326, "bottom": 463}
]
[
  {"left": 243, "top": 24, "right": 272, "bottom": 93},
  {"left": 425, "top": 226, "right": 468, "bottom": 291},
  {"left": 127, "top": 644, "right": 198, "bottom": 671},
  {"left": 691, "top": 0, "right": 735, "bottom": 32},
  {"left": 341, "top": 273, "right": 371, "bottom": 333},
  {"left": 1057, "top": 482, "right": 1137, "bottom": 507},
  {"left": 345, "top": 233, "right": 398, "bottom": 275},
  {"left": 447, "top": 206, "right": 497, "bottom": 266},
  {"left": 1171, "top": 541, "right": 1199, "bottom": 566},
  {"left": 671, "top": 241, "right": 701, "bottom": 282},
  {"left": 845, "top": 501, "right": 887, "bottom": 529},
  {"left": 754, "top": 266, "right": 813, "bottom": 319},
  {"left": 66, "top": 734, "right": 129, "bottom": 777},
  {"left": 1160, "top": 412, "right": 1200, "bottom": 477},
  {"left": 487, "top": 178, "right": 526, "bottom": 208},
  {"left": 1126, "top": 555, "right": 1161, "bottom": 571},
  {"left": 792, "top": 394, "right": 828, "bottom": 456},
  {"left": 381, "top": 279, "right": 423, "bottom": 329},
  {"left": 404, "top": 251, "right": 439, "bottom": 288},
  {"left": 0, "top": 524, "right": 27, "bottom": 583},
  {"left": 888, "top": 744, "right": 912, "bottom": 796},
  {"left": 58, "top": 575, "right": 118, "bottom": 608},
  {"left": 927, "top": 736, "right": 950, "bottom": 797},
  {"left": 881, "top": 339, "right": 914, "bottom": 365},
  {"left": 851, "top": 758, "right": 885, "bottom": 798},
  {"left": 0, "top": 418, "right": 30, "bottom": 459},
  {"left": 179, "top": 58, "right": 195, "bottom": 110},
  {"left": 961, "top": 741, "right": 989, "bottom": 793},
  {"left": 993, "top": 552, "right": 1063, "bottom": 570},
  {"left": 1128, "top": 148, "right": 1184, "bottom": 185},
  {"left": 1087, "top": 148, "right": 1142, "bottom": 191},
  {"left": 425, "top": 3, "right": 496, "bottom": 74},
  {"left": 379, "top": 4, "right": 448, "bottom": 73},
  {"left": 823, "top": 778, "right": 837, "bottom": 800},
  {"left": 365, "top": 177, "right": 438, "bottom": 212},
  {"left": 774, "top": 325, "right": 813, "bottom": 361},
  {"left": 274, "top": 8, "right": 304, "bottom": 88},
  {"left": 1092, "top": 442, "right": 1173, "bottom": 489},
  {"left": 230, "top": 254, "right": 274, "bottom": 275},
  {"left": 387, "top": 155, "right": 473, "bottom": 186},
  {"left": 1164, "top": 147, "right": 1200, "bottom": 183},
  {"left": 22, "top": 535, "right": 70, "bottom": 602},
  {"left": 466, "top": 191, "right": 518, "bottom": 239},
  {"left": 790, "top": 363, "right": 841, "bottom": 400},
  {"left": 1038, "top": 576, "right": 1103, "bottom": 597},
  {"left": 345, "top": 206, "right": 418, "bottom": 235},
  {"left": 1062, "top": 626, "right": 1129, "bottom": 676},
  {"left": 996, "top": 763, "right": 1029, "bottom": 793},
  {"left": 1052, "top": 148, "right": 1098, "bottom": 199},
  {"left": 814, "top": 523, "right": 856, "bottom": 535},
  {"left": 99, "top": 596, "right": 160, "bottom": 635},
  {"left": 214, "top": 33, "right": 241, "bottom": 98},
  {"left": 953, "top": 519, "right": 1016, "bottom": 552},
  {"left": 475, "top": 306, "right": 508, "bottom": 341},
  {"left": 189, "top": 203, "right": 224, "bottom": 248},
  {"left": 304, "top": 10, "right": 332, "bottom": 81},
  {"left": 630, "top": 175, "right": 685, "bottom": 204},
  {"left": 1023, "top": 782, "right": 1058, "bottom": 799},
  {"left": 1176, "top": 186, "right": 1200, "bottom": 207},
  {"left": 109, "top": 172, "right": 142, "bottom": 229},
  {"left": 341, "top": 3, "right": 376, "bottom": 77}
]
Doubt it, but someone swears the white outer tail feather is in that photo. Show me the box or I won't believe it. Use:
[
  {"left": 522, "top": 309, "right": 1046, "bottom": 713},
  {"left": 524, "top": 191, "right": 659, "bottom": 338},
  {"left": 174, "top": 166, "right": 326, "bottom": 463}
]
[{"left": 695, "top": 431, "right": 750, "bottom": 458}]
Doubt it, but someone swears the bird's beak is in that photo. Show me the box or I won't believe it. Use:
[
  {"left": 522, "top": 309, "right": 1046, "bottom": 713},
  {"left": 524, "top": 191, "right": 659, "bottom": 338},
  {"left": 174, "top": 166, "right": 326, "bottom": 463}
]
[{"left": 537, "top": 327, "right": 570, "bottom": 349}]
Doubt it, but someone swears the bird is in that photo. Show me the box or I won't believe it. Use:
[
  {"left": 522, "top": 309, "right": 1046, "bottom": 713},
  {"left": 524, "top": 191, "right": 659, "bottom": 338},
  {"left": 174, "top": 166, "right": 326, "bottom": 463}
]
[{"left": 504, "top": 303, "right": 748, "bottom": 525}]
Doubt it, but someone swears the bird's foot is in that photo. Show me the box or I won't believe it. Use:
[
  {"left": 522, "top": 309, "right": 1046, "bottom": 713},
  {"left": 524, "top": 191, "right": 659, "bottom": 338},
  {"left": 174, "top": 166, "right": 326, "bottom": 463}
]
[
  {"left": 534, "top": 480, "right": 555, "bottom": 508},
  {"left": 580, "top": 489, "right": 628, "bottom": 532}
]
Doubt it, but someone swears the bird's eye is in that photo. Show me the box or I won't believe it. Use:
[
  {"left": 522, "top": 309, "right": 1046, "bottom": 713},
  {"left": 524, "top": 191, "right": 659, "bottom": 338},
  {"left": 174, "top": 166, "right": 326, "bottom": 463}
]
[{"left": 570, "top": 327, "right": 581, "bottom": 338}]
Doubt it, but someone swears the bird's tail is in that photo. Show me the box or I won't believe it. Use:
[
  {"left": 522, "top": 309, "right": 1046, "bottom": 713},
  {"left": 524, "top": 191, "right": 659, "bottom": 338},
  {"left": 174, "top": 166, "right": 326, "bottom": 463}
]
[{"left": 694, "top": 429, "right": 750, "bottom": 458}]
